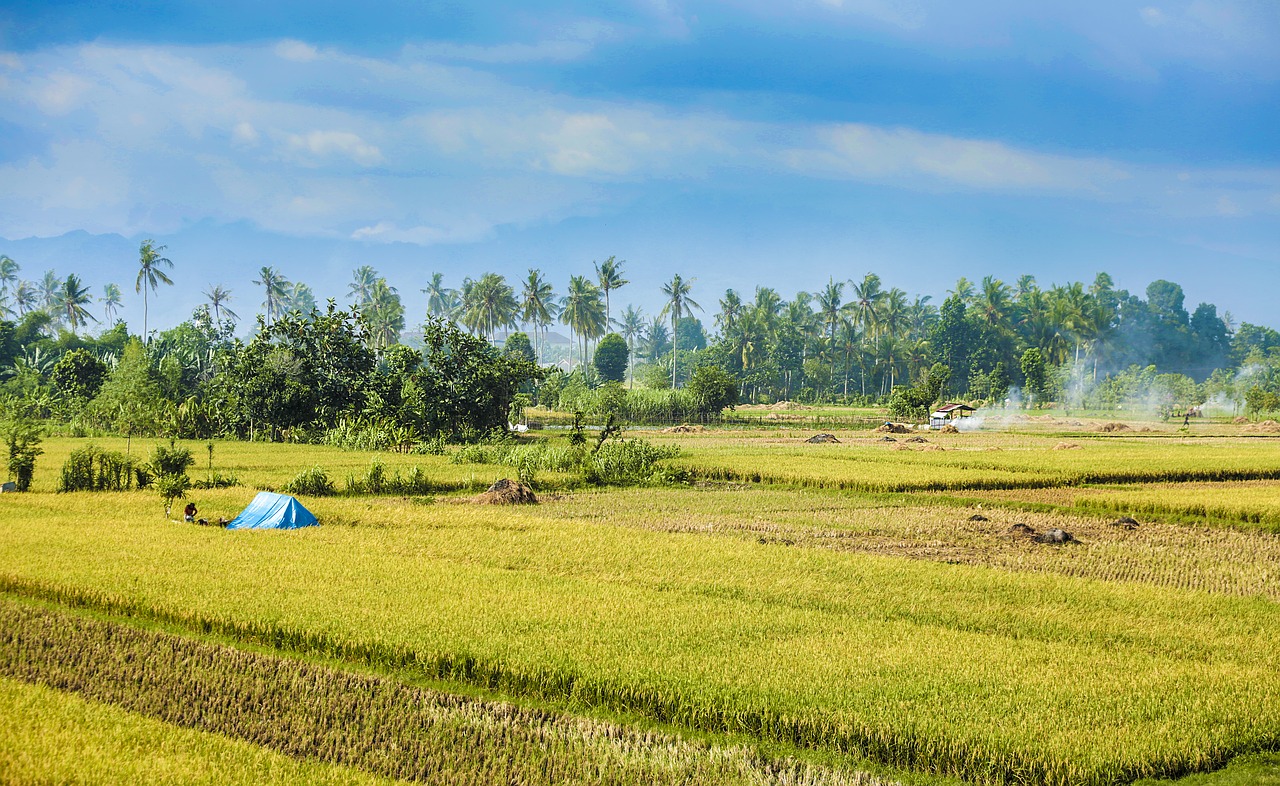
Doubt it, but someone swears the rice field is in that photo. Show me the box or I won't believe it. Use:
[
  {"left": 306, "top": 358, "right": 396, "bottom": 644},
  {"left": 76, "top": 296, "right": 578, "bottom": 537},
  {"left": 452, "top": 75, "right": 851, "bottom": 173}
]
[
  {"left": 3, "top": 432, "right": 1280, "bottom": 785},
  {"left": 660, "top": 431, "right": 1280, "bottom": 491},
  {"left": 962, "top": 480, "right": 1280, "bottom": 534}
]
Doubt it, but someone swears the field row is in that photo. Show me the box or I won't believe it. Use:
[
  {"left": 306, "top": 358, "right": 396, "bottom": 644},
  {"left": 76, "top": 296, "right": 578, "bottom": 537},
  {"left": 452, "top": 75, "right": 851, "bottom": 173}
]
[
  {"left": 545, "top": 488, "right": 1280, "bottom": 601},
  {"left": 0, "top": 598, "right": 881, "bottom": 786},
  {"left": 3, "top": 489, "right": 1279, "bottom": 785},
  {"left": 958, "top": 481, "right": 1280, "bottom": 534},
  {"left": 665, "top": 435, "right": 1280, "bottom": 492}
]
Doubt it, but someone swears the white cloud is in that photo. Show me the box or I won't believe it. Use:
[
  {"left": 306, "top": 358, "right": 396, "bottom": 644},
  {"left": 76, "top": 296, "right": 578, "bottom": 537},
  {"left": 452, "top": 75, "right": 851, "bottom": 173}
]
[
  {"left": 782, "top": 124, "right": 1130, "bottom": 192},
  {"left": 232, "top": 121, "right": 259, "bottom": 145},
  {"left": 0, "top": 37, "right": 1272, "bottom": 249},
  {"left": 284, "top": 130, "right": 383, "bottom": 166},
  {"left": 275, "top": 39, "right": 319, "bottom": 62}
]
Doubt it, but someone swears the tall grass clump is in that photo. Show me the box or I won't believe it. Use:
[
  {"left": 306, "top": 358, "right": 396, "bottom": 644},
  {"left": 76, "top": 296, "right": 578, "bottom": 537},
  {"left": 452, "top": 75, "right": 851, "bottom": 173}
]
[
  {"left": 451, "top": 437, "right": 680, "bottom": 486},
  {"left": 58, "top": 445, "right": 146, "bottom": 492},
  {"left": 344, "top": 460, "right": 436, "bottom": 495},
  {"left": 282, "top": 466, "right": 336, "bottom": 497}
]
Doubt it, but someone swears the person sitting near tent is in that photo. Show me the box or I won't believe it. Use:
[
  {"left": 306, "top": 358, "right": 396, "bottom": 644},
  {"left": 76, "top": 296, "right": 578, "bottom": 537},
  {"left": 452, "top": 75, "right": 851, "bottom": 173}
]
[{"left": 183, "top": 501, "right": 198, "bottom": 523}]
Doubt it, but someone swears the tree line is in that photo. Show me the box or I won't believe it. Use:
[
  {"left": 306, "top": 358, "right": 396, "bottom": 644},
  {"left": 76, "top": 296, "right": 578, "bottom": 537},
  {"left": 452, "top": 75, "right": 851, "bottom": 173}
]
[{"left": 4, "top": 242, "right": 1280, "bottom": 450}]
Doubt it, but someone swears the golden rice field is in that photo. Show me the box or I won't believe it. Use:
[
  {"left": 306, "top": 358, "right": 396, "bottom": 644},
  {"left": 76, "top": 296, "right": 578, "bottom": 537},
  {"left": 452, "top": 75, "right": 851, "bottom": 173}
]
[
  {"left": 964, "top": 480, "right": 1280, "bottom": 534},
  {"left": 3, "top": 431, "right": 1280, "bottom": 785},
  {"left": 658, "top": 430, "right": 1280, "bottom": 491}
]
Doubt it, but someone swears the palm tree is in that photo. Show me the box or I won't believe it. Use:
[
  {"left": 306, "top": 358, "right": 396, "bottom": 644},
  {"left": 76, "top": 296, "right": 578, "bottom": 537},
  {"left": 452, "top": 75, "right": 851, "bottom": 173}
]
[
  {"left": 716, "top": 290, "right": 743, "bottom": 336},
  {"left": 595, "top": 256, "right": 628, "bottom": 325},
  {"left": 135, "top": 240, "right": 174, "bottom": 339},
  {"left": 284, "top": 281, "right": 317, "bottom": 314},
  {"left": 949, "top": 276, "right": 976, "bottom": 304},
  {"left": 422, "top": 273, "right": 457, "bottom": 321},
  {"left": 520, "top": 268, "right": 557, "bottom": 362},
  {"left": 348, "top": 265, "right": 379, "bottom": 306},
  {"left": 0, "top": 255, "right": 18, "bottom": 295},
  {"left": 13, "top": 281, "right": 36, "bottom": 316},
  {"left": 816, "top": 278, "right": 844, "bottom": 341},
  {"left": 560, "top": 275, "right": 606, "bottom": 368},
  {"left": 54, "top": 274, "right": 97, "bottom": 333},
  {"left": 253, "top": 266, "right": 290, "bottom": 326},
  {"left": 102, "top": 284, "right": 122, "bottom": 322},
  {"left": 39, "top": 270, "right": 60, "bottom": 313},
  {"left": 362, "top": 278, "right": 404, "bottom": 349},
  {"left": 461, "top": 273, "right": 518, "bottom": 341},
  {"left": 659, "top": 274, "right": 701, "bottom": 389},
  {"left": 618, "top": 305, "right": 645, "bottom": 387},
  {"left": 203, "top": 284, "right": 238, "bottom": 324},
  {"left": 848, "top": 273, "right": 885, "bottom": 337},
  {"left": 878, "top": 288, "right": 910, "bottom": 339}
]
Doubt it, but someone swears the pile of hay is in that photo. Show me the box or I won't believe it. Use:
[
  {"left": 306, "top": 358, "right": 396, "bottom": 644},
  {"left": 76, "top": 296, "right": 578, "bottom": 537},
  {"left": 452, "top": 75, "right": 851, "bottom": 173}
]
[
  {"left": 968, "top": 513, "right": 990, "bottom": 522},
  {"left": 1002, "top": 522, "right": 1077, "bottom": 544},
  {"left": 1095, "top": 422, "right": 1132, "bottom": 433},
  {"left": 662, "top": 424, "right": 706, "bottom": 434},
  {"left": 1053, "top": 442, "right": 1081, "bottom": 450},
  {"left": 874, "top": 423, "right": 914, "bottom": 434},
  {"left": 1233, "top": 416, "right": 1251, "bottom": 425},
  {"left": 904, "top": 436, "right": 928, "bottom": 443},
  {"left": 938, "top": 424, "right": 960, "bottom": 434},
  {"left": 892, "top": 442, "right": 913, "bottom": 451},
  {"left": 805, "top": 433, "right": 840, "bottom": 443},
  {"left": 1245, "top": 420, "right": 1280, "bottom": 434},
  {"left": 921, "top": 444, "right": 945, "bottom": 451},
  {"left": 472, "top": 478, "right": 538, "bottom": 505},
  {"left": 1111, "top": 516, "right": 1140, "bottom": 530}
]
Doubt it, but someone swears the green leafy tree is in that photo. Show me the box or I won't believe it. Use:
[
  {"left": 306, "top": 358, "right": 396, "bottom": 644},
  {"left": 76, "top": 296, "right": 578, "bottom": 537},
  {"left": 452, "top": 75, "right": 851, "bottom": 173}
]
[
  {"left": 50, "top": 348, "right": 108, "bottom": 418},
  {"left": 503, "top": 332, "right": 536, "bottom": 364},
  {"left": 405, "top": 317, "right": 541, "bottom": 440},
  {"left": 88, "top": 339, "right": 167, "bottom": 436},
  {"left": 687, "top": 364, "right": 739, "bottom": 416},
  {"left": 593, "top": 333, "right": 629, "bottom": 382},
  {"left": 1021, "top": 347, "right": 1049, "bottom": 407}
]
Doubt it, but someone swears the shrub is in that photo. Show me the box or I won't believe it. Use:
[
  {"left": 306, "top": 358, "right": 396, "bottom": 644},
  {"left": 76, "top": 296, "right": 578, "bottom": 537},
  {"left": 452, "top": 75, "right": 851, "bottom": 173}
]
[
  {"left": 58, "top": 445, "right": 141, "bottom": 492},
  {"left": 283, "top": 466, "right": 335, "bottom": 497},
  {"left": 150, "top": 442, "right": 195, "bottom": 478},
  {"left": 3, "top": 418, "right": 43, "bottom": 492}
]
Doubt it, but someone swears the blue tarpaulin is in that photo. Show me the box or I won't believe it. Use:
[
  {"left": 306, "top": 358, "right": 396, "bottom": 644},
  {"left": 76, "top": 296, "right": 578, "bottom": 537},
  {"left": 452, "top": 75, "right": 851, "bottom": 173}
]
[{"left": 226, "top": 492, "right": 319, "bottom": 530}]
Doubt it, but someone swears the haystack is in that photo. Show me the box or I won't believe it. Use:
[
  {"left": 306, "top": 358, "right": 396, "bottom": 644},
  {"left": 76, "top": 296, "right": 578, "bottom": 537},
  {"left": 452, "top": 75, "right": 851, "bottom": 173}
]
[
  {"left": 1095, "top": 422, "right": 1131, "bottom": 433},
  {"left": 1245, "top": 420, "right": 1280, "bottom": 434},
  {"left": 806, "top": 433, "right": 840, "bottom": 443},
  {"left": 472, "top": 478, "right": 538, "bottom": 505},
  {"left": 1233, "top": 416, "right": 1250, "bottom": 425},
  {"left": 662, "top": 424, "right": 706, "bottom": 434},
  {"left": 921, "top": 444, "right": 945, "bottom": 451},
  {"left": 938, "top": 424, "right": 960, "bottom": 434},
  {"left": 904, "top": 436, "right": 928, "bottom": 443},
  {"left": 874, "top": 423, "right": 913, "bottom": 434}
]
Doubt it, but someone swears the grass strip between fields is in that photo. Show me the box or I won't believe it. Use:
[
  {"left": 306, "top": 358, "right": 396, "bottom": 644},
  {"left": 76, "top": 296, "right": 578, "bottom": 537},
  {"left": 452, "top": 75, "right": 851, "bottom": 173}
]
[{"left": 0, "top": 596, "right": 890, "bottom": 786}]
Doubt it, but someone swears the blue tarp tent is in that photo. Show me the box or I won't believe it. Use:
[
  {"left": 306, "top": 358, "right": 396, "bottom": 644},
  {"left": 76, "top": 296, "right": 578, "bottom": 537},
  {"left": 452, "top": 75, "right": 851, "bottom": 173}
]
[{"left": 226, "top": 492, "right": 319, "bottom": 530}]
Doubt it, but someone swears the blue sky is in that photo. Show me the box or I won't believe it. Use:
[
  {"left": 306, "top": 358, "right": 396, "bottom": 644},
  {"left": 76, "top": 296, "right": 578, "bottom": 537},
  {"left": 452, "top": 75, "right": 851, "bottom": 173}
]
[{"left": 1, "top": 1, "right": 1277, "bottom": 333}]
